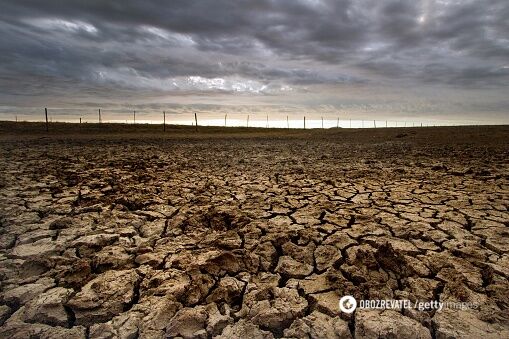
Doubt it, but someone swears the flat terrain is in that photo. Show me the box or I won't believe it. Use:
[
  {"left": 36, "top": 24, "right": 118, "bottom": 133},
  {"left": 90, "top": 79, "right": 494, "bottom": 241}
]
[{"left": 0, "top": 122, "right": 508, "bottom": 338}]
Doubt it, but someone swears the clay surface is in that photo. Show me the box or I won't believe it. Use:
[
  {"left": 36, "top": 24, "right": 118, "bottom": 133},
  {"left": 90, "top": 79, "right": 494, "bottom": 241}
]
[{"left": 0, "top": 124, "right": 508, "bottom": 338}]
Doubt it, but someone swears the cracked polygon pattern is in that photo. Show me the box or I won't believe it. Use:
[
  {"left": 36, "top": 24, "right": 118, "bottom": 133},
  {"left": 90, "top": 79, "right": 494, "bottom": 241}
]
[{"left": 0, "top": 126, "right": 508, "bottom": 338}]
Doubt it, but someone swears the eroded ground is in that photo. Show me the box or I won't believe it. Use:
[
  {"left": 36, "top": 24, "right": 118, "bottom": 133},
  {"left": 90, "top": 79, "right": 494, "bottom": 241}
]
[{"left": 0, "top": 124, "right": 508, "bottom": 338}]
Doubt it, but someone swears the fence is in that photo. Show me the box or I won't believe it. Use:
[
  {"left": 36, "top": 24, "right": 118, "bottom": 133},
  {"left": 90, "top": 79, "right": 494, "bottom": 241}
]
[{"left": 5, "top": 108, "right": 472, "bottom": 132}]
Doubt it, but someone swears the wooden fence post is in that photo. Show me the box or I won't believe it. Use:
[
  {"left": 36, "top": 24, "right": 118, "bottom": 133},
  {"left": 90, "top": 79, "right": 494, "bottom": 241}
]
[
  {"left": 304, "top": 116, "right": 306, "bottom": 129},
  {"left": 45, "top": 108, "right": 49, "bottom": 132},
  {"left": 194, "top": 113, "right": 198, "bottom": 132}
]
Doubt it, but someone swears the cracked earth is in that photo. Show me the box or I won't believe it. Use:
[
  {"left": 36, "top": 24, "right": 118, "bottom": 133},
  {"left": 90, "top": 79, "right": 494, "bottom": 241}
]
[{"left": 0, "top": 124, "right": 508, "bottom": 338}]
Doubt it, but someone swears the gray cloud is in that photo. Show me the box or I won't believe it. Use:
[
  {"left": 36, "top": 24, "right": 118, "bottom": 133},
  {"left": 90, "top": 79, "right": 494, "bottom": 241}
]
[{"left": 0, "top": 0, "right": 508, "bottom": 123}]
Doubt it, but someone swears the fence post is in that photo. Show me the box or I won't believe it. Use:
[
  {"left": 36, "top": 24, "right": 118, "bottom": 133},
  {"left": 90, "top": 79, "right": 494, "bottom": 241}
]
[
  {"left": 287, "top": 115, "right": 289, "bottom": 129},
  {"left": 133, "top": 110, "right": 136, "bottom": 124},
  {"left": 304, "top": 116, "right": 306, "bottom": 129},
  {"left": 45, "top": 108, "right": 49, "bottom": 132},
  {"left": 321, "top": 117, "right": 324, "bottom": 129},
  {"left": 98, "top": 109, "right": 101, "bottom": 123},
  {"left": 266, "top": 114, "right": 269, "bottom": 128},
  {"left": 374, "top": 120, "right": 376, "bottom": 128},
  {"left": 337, "top": 117, "right": 339, "bottom": 128},
  {"left": 225, "top": 114, "right": 227, "bottom": 127},
  {"left": 247, "top": 115, "right": 249, "bottom": 127},
  {"left": 194, "top": 113, "right": 198, "bottom": 132}
]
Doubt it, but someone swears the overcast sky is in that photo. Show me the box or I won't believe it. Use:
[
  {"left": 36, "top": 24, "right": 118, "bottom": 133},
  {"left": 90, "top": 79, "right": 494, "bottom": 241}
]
[{"left": 0, "top": 0, "right": 508, "bottom": 124}]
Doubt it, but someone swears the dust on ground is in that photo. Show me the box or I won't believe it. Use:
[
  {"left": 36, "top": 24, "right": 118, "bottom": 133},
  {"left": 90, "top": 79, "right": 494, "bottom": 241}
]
[{"left": 0, "top": 123, "right": 508, "bottom": 338}]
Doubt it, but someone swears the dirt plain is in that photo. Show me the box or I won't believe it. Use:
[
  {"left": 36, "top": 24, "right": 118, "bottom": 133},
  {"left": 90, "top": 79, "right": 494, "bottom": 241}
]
[{"left": 0, "top": 122, "right": 508, "bottom": 338}]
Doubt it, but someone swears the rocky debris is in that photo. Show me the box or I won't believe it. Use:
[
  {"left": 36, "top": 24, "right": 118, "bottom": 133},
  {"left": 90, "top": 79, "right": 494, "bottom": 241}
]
[
  {"left": 1, "top": 127, "right": 508, "bottom": 337},
  {"left": 66, "top": 269, "right": 140, "bottom": 326}
]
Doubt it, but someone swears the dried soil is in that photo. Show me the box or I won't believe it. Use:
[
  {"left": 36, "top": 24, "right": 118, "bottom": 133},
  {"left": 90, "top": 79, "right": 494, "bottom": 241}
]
[{"left": 0, "top": 122, "right": 508, "bottom": 338}]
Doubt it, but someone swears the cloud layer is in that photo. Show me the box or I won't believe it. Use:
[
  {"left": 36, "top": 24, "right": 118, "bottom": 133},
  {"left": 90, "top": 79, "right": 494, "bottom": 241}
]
[{"left": 0, "top": 0, "right": 508, "bottom": 123}]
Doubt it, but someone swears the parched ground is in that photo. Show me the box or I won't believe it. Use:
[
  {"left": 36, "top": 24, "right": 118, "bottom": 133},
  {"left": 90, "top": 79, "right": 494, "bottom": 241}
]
[{"left": 0, "top": 123, "right": 508, "bottom": 338}]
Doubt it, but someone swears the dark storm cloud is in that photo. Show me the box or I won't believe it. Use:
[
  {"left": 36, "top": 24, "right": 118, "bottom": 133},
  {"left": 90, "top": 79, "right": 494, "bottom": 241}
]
[{"left": 0, "top": 0, "right": 508, "bottom": 121}]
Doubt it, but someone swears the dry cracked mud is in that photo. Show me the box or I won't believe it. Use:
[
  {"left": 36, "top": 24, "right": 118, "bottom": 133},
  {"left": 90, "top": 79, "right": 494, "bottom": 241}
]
[{"left": 0, "top": 123, "right": 508, "bottom": 338}]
